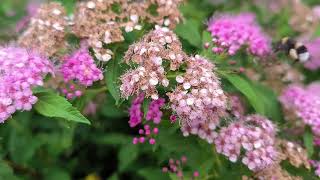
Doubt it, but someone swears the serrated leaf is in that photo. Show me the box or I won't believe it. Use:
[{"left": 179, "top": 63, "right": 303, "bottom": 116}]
[
  {"left": 303, "top": 128, "right": 314, "bottom": 157},
  {"left": 175, "top": 19, "right": 202, "bottom": 48},
  {"left": 221, "top": 73, "right": 264, "bottom": 114},
  {"left": 118, "top": 143, "right": 138, "bottom": 171},
  {"left": 106, "top": 56, "right": 121, "bottom": 104},
  {"left": 34, "top": 92, "right": 90, "bottom": 124}
]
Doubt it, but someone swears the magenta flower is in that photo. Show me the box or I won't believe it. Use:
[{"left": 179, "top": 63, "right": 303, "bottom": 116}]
[
  {"left": 129, "top": 93, "right": 144, "bottom": 128},
  {"left": 207, "top": 13, "right": 271, "bottom": 56},
  {"left": 280, "top": 83, "right": 320, "bottom": 138},
  {"left": 0, "top": 46, "right": 53, "bottom": 122},
  {"left": 60, "top": 48, "right": 103, "bottom": 99},
  {"left": 61, "top": 48, "right": 103, "bottom": 87},
  {"left": 304, "top": 38, "right": 320, "bottom": 70},
  {"left": 146, "top": 98, "right": 165, "bottom": 124}
]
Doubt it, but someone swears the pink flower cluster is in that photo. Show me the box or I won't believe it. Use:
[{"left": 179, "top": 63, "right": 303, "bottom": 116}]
[
  {"left": 304, "top": 38, "right": 320, "bottom": 71},
  {"left": 60, "top": 48, "right": 103, "bottom": 98},
  {"left": 132, "top": 125, "right": 158, "bottom": 145},
  {"left": 168, "top": 55, "right": 227, "bottom": 143},
  {"left": 280, "top": 83, "right": 320, "bottom": 138},
  {"left": 120, "top": 26, "right": 187, "bottom": 100},
  {"left": 146, "top": 98, "right": 165, "bottom": 124},
  {"left": 162, "top": 156, "right": 199, "bottom": 180},
  {"left": 0, "top": 46, "right": 53, "bottom": 122},
  {"left": 215, "top": 115, "right": 278, "bottom": 171},
  {"left": 129, "top": 93, "right": 144, "bottom": 128},
  {"left": 207, "top": 13, "right": 271, "bottom": 56},
  {"left": 129, "top": 93, "right": 165, "bottom": 145}
]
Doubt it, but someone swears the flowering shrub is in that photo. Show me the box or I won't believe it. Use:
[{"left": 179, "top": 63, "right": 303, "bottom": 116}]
[{"left": 1, "top": 0, "right": 320, "bottom": 179}]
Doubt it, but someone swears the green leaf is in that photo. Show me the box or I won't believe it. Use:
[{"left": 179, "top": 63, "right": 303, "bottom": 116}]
[
  {"left": 107, "top": 173, "right": 119, "bottom": 180},
  {"left": 175, "top": 19, "right": 202, "bottom": 48},
  {"left": 44, "top": 168, "right": 70, "bottom": 180},
  {"left": 251, "top": 82, "right": 283, "bottom": 122},
  {"left": 101, "top": 93, "right": 127, "bottom": 118},
  {"left": 94, "top": 133, "right": 131, "bottom": 146},
  {"left": 221, "top": 73, "right": 265, "bottom": 114},
  {"left": 106, "top": 56, "right": 121, "bottom": 104},
  {"left": 138, "top": 168, "right": 169, "bottom": 180},
  {"left": 118, "top": 143, "right": 139, "bottom": 171},
  {"left": 34, "top": 92, "right": 90, "bottom": 124},
  {"left": 0, "top": 160, "right": 20, "bottom": 180},
  {"left": 303, "top": 128, "right": 314, "bottom": 157}
]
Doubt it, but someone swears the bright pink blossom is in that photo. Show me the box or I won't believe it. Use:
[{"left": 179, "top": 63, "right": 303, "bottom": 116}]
[
  {"left": 280, "top": 83, "right": 320, "bottom": 139},
  {"left": 0, "top": 46, "right": 53, "bottom": 122},
  {"left": 207, "top": 13, "right": 271, "bottom": 56}
]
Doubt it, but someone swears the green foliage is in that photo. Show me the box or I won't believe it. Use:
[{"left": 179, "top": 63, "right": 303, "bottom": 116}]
[
  {"left": 34, "top": 92, "right": 91, "bottom": 124},
  {"left": 175, "top": 19, "right": 202, "bottom": 48},
  {"left": 106, "top": 56, "right": 121, "bottom": 104},
  {"left": 221, "top": 73, "right": 265, "bottom": 115},
  {"left": 304, "top": 127, "right": 315, "bottom": 157},
  {"left": 0, "top": 0, "right": 319, "bottom": 179}
]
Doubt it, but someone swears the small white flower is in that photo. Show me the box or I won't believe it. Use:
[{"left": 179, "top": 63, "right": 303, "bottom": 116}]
[
  {"left": 52, "top": 9, "right": 61, "bottom": 15},
  {"left": 101, "top": 54, "right": 112, "bottom": 62},
  {"left": 130, "top": 14, "right": 139, "bottom": 23},
  {"left": 162, "top": 79, "right": 169, "bottom": 87},
  {"left": 139, "top": 47, "right": 147, "bottom": 55},
  {"left": 125, "top": 26, "right": 134, "bottom": 32},
  {"left": 134, "top": 25, "right": 142, "bottom": 30},
  {"left": 152, "top": 57, "right": 162, "bottom": 66},
  {"left": 165, "top": 36, "right": 172, "bottom": 43},
  {"left": 164, "top": 19, "right": 171, "bottom": 26},
  {"left": 176, "top": 75, "right": 184, "bottom": 83},
  {"left": 149, "top": 78, "right": 159, "bottom": 86},
  {"left": 151, "top": 94, "right": 159, "bottom": 100},
  {"left": 52, "top": 23, "right": 64, "bottom": 31},
  {"left": 186, "top": 98, "right": 194, "bottom": 105},
  {"left": 169, "top": 53, "right": 176, "bottom": 60},
  {"left": 87, "top": 1, "right": 96, "bottom": 9},
  {"left": 183, "top": 82, "right": 191, "bottom": 90}
]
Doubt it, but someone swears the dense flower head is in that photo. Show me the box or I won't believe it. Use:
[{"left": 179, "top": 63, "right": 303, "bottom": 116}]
[
  {"left": 0, "top": 46, "right": 53, "bottom": 122},
  {"left": 207, "top": 13, "right": 271, "bottom": 56},
  {"left": 146, "top": 98, "right": 165, "bottom": 124},
  {"left": 168, "top": 55, "right": 227, "bottom": 143},
  {"left": 129, "top": 93, "right": 145, "bottom": 128},
  {"left": 304, "top": 38, "right": 320, "bottom": 70},
  {"left": 280, "top": 83, "right": 320, "bottom": 138},
  {"left": 277, "top": 139, "right": 310, "bottom": 169},
  {"left": 18, "top": 2, "right": 68, "bottom": 56},
  {"left": 73, "top": 0, "right": 184, "bottom": 62},
  {"left": 214, "top": 115, "right": 278, "bottom": 171},
  {"left": 120, "top": 26, "right": 187, "bottom": 99},
  {"left": 60, "top": 48, "right": 103, "bottom": 87}
]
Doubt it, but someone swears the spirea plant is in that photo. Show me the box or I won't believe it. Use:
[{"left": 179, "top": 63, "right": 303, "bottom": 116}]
[{"left": 1, "top": 0, "right": 320, "bottom": 179}]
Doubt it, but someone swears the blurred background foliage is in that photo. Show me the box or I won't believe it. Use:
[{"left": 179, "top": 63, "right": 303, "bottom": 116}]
[{"left": 0, "top": 0, "right": 320, "bottom": 179}]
